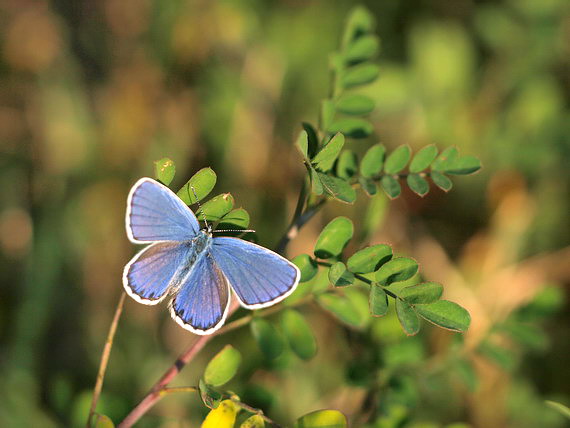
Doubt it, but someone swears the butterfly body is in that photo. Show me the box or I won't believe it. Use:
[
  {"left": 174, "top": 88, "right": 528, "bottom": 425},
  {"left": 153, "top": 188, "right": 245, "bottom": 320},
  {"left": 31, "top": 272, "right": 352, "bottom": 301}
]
[{"left": 123, "top": 177, "right": 300, "bottom": 335}]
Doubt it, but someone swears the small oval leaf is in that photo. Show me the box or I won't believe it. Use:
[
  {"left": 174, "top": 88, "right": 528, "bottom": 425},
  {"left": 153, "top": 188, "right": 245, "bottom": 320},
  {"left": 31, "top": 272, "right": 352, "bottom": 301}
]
[
  {"left": 409, "top": 145, "right": 438, "bottom": 173},
  {"left": 314, "top": 217, "right": 354, "bottom": 259},
  {"left": 358, "top": 177, "right": 377, "bottom": 196},
  {"left": 336, "top": 150, "right": 358, "bottom": 179},
  {"left": 375, "top": 257, "right": 418, "bottom": 286},
  {"left": 199, "top": 379, "right": 222, "bottom": 409},
  {"left": 296, "top": 130, "right": 309, "bottom": 159},
  {"left": 197, "top": 193, "right": 235, "bottom": 222},
  {"left": 327, "top": 118, "right": 373, "bottom": 139},
  {"left": 347, "top": 244, "right": 392, "bottom": 274},
  {"left": 328, "top": 261, "right": 355, "bottom": 287},
  {"left": 360, "top": 144, "right": 386, "bottom": 178},
  {"left": 240, "top": 414, "right": 265, "bottom": 428},
  {"left": 177, "top": 167, "right": 217, "bottom": 205},
  {"left": 292, "top": 254, "right": 318, "bottom": 283},
  {"left": 336, "top": 94, "right": 375, "bottom": 115},
  {"left": 380, "top": 175, "right": 401, "bottom": 199},
  {"left": 396, "top": 299, "right": 420, "bottom": 336},
  {"left": 318, "top": 174, "right": 356, "bottom": 204},
  {"left": 431, "top": 171, "right": 453, "bottom": 192},
  {"left": 431, "top": 147, "right": 459, "bottom": 171},
  {"left": 369, "top": 286, "right": 388, "bottom": 317},
  {"left": 310, "top": 167, "right": 324, "bottom": 195},
  {"left": 445, "top": 155, "right": 481, "bottom": 175},
  {"left": 154, "top": 157, "right": 176, "bottom": 186},
  {"left": 91, "top": 414, "right": 115, "bottom": 428},
  {"left": 281, "top": 309, "right": 317, "bottom": 360},
  {"left": 415, "top": 300, "right": 471, "bottom": 332},
  {"left": 384, "top": 145, "right": 411, "bottom": 174},
  {"left": 218, "top": 208, "right": 250, "bottom": 229},
  {"left": 400, "top": 282, "right": 443, "bottom": 304},
  {"left": 342, "top": 64, "right": 380, "bottom": 88},
  {"left": 251, "top": 318, "right": 285, "bottom": 360},
  {"left": 204, "top": 345, "right": 242, "bottom": 387},
  {"left": 312, "top": 133, "right": 345, "bottom": 172},
  {"left": 407, "top": 174, "right": 429, "bottom": 197},
  {"left": 295, "top": 409, "right": 348, "bottom": 428},
  {"left": 344, "top": 35, "right": 379, "bottom": 63}
]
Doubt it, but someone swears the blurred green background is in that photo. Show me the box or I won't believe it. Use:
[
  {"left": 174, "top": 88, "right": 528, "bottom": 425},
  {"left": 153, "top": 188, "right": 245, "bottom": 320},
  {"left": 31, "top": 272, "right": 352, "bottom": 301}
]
[{"left": 1, "top": 0, "right": 569, "bottom": 427}]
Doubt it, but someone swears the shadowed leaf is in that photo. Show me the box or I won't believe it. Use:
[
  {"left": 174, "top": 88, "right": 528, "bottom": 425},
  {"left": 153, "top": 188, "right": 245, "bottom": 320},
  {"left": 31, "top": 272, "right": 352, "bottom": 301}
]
[{"left": 314, "top": 217, "right": 354, "bottom": 259}]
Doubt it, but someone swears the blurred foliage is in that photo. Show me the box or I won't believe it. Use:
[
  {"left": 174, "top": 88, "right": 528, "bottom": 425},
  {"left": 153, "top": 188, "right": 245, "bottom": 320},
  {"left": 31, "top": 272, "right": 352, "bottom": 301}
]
[{"left": 0, "top": 0, "right": 569, "bottom": 427}]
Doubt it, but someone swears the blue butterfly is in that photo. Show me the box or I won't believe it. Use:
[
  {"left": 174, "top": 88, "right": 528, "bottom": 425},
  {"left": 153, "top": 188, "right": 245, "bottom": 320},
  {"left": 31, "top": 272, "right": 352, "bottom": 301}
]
[{"left": 123, "top": 178, "right": 300, "bottom": 335}]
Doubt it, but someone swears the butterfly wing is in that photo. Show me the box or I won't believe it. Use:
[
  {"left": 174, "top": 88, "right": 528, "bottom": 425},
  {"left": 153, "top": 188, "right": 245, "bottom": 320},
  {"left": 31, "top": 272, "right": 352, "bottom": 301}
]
[
  {"left": 123, "top": 241, "right": 192, "bottom": 305},
  {"left": 169, "top": 252, "right": 230, "bottom": 335},
  {"left": 210, "top": 237, "right": 300, "bottom": 309},
  {"left": 126, "top": 177, "right": 200, "bottom": 243}
]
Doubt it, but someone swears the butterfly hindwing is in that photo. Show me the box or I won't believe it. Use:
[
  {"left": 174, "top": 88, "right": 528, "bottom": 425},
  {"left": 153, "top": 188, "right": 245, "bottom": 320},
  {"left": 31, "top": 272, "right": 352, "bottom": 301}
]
[
  {"left": 123, "top": 241, "right": 192, "bottom": 305},
  {"left": 126, "top": 178, "right": 200, "bottom": 243},
  {"left": 210, "top": 237, "right": 300, "bottom": 309},
  {"left": 169, "top": 252, "right": 230, "bottom": 335}
]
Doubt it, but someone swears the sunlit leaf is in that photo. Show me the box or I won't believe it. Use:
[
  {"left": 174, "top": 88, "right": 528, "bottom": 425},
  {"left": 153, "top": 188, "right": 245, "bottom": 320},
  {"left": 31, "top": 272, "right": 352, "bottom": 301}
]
[
  {"left": 369, "top": 286, "right": 388, "bottom": 316},
  {"left": 318, "top": 173, "right": 356, "bottom": 204},
  {"left": 406, "top": 174, "right": 429, "bottom": 197},
  {"left": 314, "top": 217, "right": 354, "bottom": 259},
  {"left": 400, "top": 282, "right": 443, "bottom": 304},
  {"left": 154, "top": 157, "right": 176, "bottom": 186},
  {"left": 384, "top": 145, "right": 411, "bottom": 174},
  {"left": 197, "top": 193, "right": 234, "bottom": 222},
  {"left": 409, "top": 145, "right": 438, "bottom": 173},
  {"left": 204, "top": 345, "right": 242, "bottom": 387},
  {"left": 240, "top": 414, "right": 265, "bottom": 428},
  {"left": 376, "top": 257, "right": 418, "bottom": 286},
  {"left": 415, "top": 300, "right": 471, "bottom": 332},
  {"left": 312, "top": 133, "right": 345, "bottom": 172},
  {"left": 345, "top": 35, "right": 379, "bottom": 64},
  {"left": 342, "top": 5, "right": 375, "bottom": 48},
  {"left": 445, "top": 155, "right": 481, "bottom": 175},
  {"left": 336, "top": 150, "right": 358, "bottom": 179},
  {"left": 310, "top": 167, "right": 324, "bottom": 195},
  {"left": 91, "top": 414, "right": 115, "bottom": 428},
  {"left": 336, "top": 94, "right": 375, "bottom": 115},
  {"left": 295, "top": 409, "right": 347, "bottom": 428},
  {"left": 320, "top": 100, "right": 336, "bottom": 131},
  {"left": 360, "top": 144, "right": 386, "bottom": 178},
  {"left": 380, "top": 175, "right": 401, "bottom": 199},
  {"left": 327, "top": 118, "right": 373, "bottom": 139},
  {"left": 282, "top": 309, "right": 317, "bottom": 360},
  {"left": 347, "top": 244, "right": 392, "bottom": 274},
  {"left": 251, "top": 318, "right": 285, "bottom": 360},
  {"left": 431, "top": 147, "right": 459, "bottom": 171},
  {"left": 396, "top": 299, "right": 420, "bottom": 336},
  {"left": 296, "top": 130, "right": 309, "bottom": 159},
  {"left": 342, "top": 64, "right": 380, "bottom": 88},
  {"left": 328, "top": 261, "right": 355, "bottom": 287},
  {"left": 177, "top": 167, "right": 217, "bottom": 205},
  {"left": 218, "top": 208, "right": 250, "bottom": 229},
  {"left": 292, "top": 254, "right": 318, "bottom": 283},
  {"left": 431, "top": 171, "right": 453, "bottom": 192},
  {"left": 201, "top": 399, "right": 239, "bottom": 428}
]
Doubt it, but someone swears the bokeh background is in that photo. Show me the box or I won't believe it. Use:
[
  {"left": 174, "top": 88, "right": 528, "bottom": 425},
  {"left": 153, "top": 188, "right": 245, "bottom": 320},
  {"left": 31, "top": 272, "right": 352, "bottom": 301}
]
[{"left": 1, "top": 0, "right": 569, "bottom": 427}]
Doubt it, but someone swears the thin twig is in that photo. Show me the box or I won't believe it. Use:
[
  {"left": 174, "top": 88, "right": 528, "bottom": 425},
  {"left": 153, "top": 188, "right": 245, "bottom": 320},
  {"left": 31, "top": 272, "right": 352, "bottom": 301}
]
[
  {"left": 275, "top": 199, "right": 326, "bottom": 255},
  {"left": 87, "top": 292, "right": 126, "bottom": 427},
  {"left": 230, "top": 397, "right": 283, "bottom": 427}
]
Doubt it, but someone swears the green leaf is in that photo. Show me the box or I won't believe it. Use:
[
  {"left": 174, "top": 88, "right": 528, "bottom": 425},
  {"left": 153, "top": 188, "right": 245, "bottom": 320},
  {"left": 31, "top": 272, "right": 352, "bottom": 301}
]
[
  {"left": 317, "top": 293, "right": 364, "bottom": 327},
  {"left": 360, "top": 144, "right": 386, "bottom": 178},
  {"left": 154, "top": 157, "right": 176, "bottom": 186},
  {"left": 281, "top": 309, "right": 317, "bottom": 360},
  {"left": 327, "top": 118, "right": 373, "bottom": 139},
  {"left": 445, "top": 155, "right": 481, "bottom": 175},
  {"left": 310, "top": 167, "right": 324, "bottom": 195},
  {"left": 431, "top": 147, "right": 459, "bottom": 171},
  {"left": 400, "top": 282, "right": 443, "bottom": 304},
  {"left": 91, "top": 414, "right": 115, "bottom": 428},
  {"left": 358, "top": 177, "right": 377, "bottom": 196},
  {"left": 409, "top": 145, "right": 438, "bottom": 173},
  {"left": 380, "top": 175, "right": 401, "bottom": 199},
  {"left": 336, "top": 94, "right": 375, "bottom": 115},
  {"left": 369, "top": 286, "right": 388, "bottom": 317},
  {"left": 545, "top": 401, "right": 570, "bottom": 420},
  {"left": 384, "top": 145, "right": 411, "bottom": 174},
  {"left": 302, "top": 123, "right": 319, "bottom": 158},
  {"left": 342, "top": 6, "right": 375, "bottom": 47},
  {"left": 312, "top": 133, "right": 345, "bottom": 172},
  {"left": 345, "top": 35, "right": 379, "bottom": 64},
  {"left": 296, "top": 130, "right": 309, "bottom": 159},
  {"left": 336, "top": 150, "right": 358, "bottom": 179},
  {"left": 292, "top": 254, "right": 318, "bottom": 283},
  {"left": 295, "top": 409, "right": 347, "bottom": 428},
  {"left": 415, "top": 300, "right": 471, "bottom": 332},
  {"left": 406, "top": 174, "right": 429, "bottom": 197},
  {"left": 218, "top": 208, "right": 250, "bottom": 229},
  {"left": 318, "top": 173, "right": 356, "bottom": 204},
  {"left": 431, "top": 171, "right": 453, "bottom": 192},
  {"left": 320, "top": 100, "right": 336, "bottom": 131},
  {"left": 347, "top": 244, "right": 392, "bottom": 274},
  {"left": 396, "top": 299, "right": 420, "bottom": 336},
  {"left": 199, "top": 379, "right": 222, "bottom": 409},
  {"left": 197, "top": 193, "right": 234, "bottom": 222},
  {"left": 240, "top": 414, "right": 266, "bottom": 428},
  {"left": 375, "top": 257, "right": 418, "bottom": 286},
  {"left": 328, "top": 262, "right": 355, "bottom": 287},
  {"left": 177, "top": 167, "right": 217, "bottom": 205},
  {"left": 314, "top": 216, "right": 354, "bottom": 259},
  {"left": 342, "top": 64, "right": 380, "bottom": 88},
  {"left": 250, "top": 318, "right": 285, "bottom": 360},
  {"left": 204, "top": 345, "right": 242, "bottom": 387},
  {"left": 344, "top": 288, "right": 370, "bottom": 326}
]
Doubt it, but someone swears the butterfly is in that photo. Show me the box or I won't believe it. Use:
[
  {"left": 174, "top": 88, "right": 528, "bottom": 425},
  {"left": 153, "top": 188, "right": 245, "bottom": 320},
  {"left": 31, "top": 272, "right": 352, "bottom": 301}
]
[{"left": 122, "top": 177, "right": 300, "bottom": 335}]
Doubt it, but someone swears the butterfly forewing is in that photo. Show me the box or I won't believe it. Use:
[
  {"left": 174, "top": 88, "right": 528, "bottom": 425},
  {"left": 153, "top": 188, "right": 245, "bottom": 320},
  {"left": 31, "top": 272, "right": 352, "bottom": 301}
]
[
  {"left": 126, "top": 178, "right": 200, "bottom": 243},
  {"left": 210, "top": 237, "right": 300, "bottom": 309}
]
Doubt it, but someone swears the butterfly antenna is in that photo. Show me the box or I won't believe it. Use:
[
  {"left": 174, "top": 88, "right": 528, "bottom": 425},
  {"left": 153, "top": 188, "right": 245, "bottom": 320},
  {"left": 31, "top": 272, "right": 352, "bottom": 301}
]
[
  {"left": 190, "top": 185, "right": 209, "bottom": 231},
  {"left": 213, "top": 229, "right": 256, "bottom": 233}
]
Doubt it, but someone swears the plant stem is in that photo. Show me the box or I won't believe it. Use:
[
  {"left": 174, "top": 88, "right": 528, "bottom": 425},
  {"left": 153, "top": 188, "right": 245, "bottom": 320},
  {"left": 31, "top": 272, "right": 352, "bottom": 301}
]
[{"left": 87, "top": 292, "right": 126, "bottom": 427}]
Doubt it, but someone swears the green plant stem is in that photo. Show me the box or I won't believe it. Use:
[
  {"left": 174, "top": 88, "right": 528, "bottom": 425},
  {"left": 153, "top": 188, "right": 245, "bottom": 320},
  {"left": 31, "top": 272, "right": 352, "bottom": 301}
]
[
  {"left": 230, "top": 397, "right": 283, "bottom": 427},
  {"left": 87, "top": 292, "right": 126, "bottom": 427},
  {"left": 315, "top": 260, "right": 399, "bottom": 300}
]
